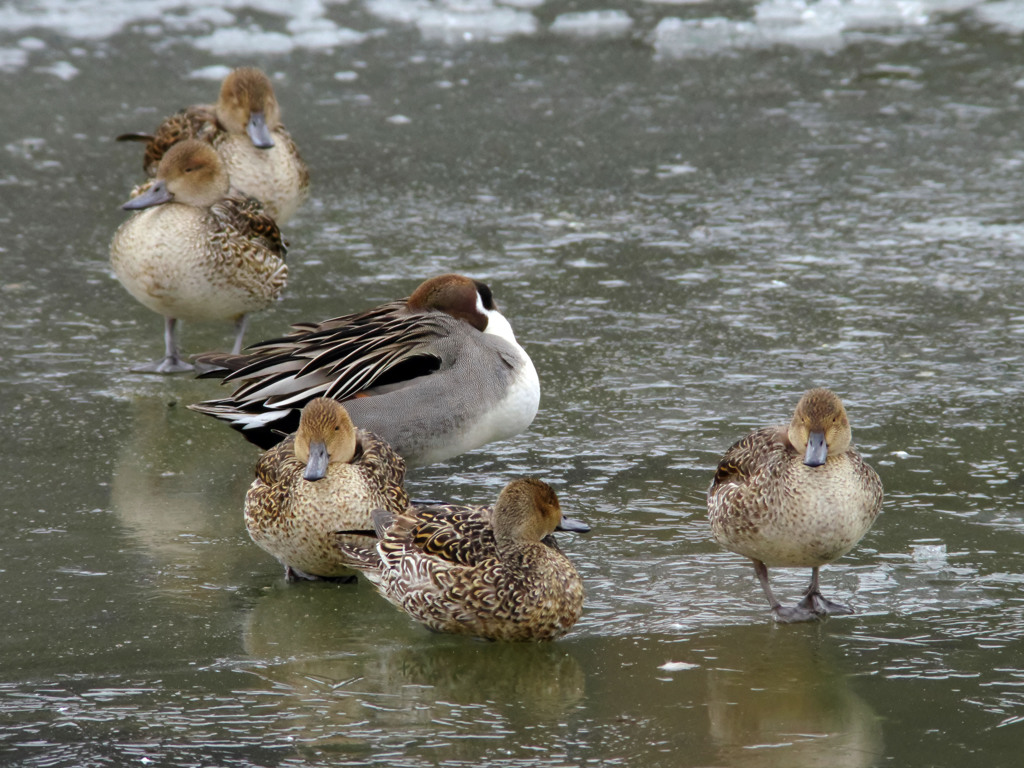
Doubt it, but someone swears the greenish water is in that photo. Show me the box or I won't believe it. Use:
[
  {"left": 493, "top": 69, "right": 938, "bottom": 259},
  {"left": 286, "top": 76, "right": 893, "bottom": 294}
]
[{"left": 4, "top": 1, "right": 1024, "bottom": 766}]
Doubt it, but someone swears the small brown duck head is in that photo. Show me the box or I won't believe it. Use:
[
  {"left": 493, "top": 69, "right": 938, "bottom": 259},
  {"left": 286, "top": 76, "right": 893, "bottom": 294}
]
[
  {"left": 216, "top": 67, "right": 280, "bottom": 149},
  {"left": 787, "top": 388, "right": 852, "bottom": 468},
  {"left": 122, "top": 139, "right": 229, "bottom": 210},
  {"left": 293, "top": 398, "right": 358, "bottom": 482},
  {"left": 492, "top": 478, "right": 590, "bottom": 549}
]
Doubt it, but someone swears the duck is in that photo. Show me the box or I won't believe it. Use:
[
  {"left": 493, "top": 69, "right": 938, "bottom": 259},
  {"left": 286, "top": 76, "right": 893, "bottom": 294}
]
[
  {"left": 706, "top": 388, "right": 883, "bottom": 623},
  {"left": 244, "top": 397, "right": 409, "bottom": 581},
  {"left": 188, "top": 274, "right": 541, "bottom": 466},
  {"left": 110, "top": 139, "right": 288, "bottom": 374},
  {"left": 117, "top": 66, "right": 309, "bottom": 223},
  {"left": 336, "top": 477, "right": 590, "bottom": 641}
]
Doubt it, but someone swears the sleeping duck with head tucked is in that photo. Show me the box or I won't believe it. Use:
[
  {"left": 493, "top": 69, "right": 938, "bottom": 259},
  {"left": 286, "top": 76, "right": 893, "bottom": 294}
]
[
  {"left": 117, "top": 66, "right": 309, "bottom": 223},
  {"left": 706, "top": 388, "right": 883, "bottom": 623},
  {"left": 335, "top": 477, "right": 590, "bottom": 641},
  {"left": 188, "top": 273, "right": 541, "bottom": 467},
  {"left": 110, "top": 139, "right": 287, "bottom": 374},
  {"left": 244, "top": 398, "right": 409, "bottom": 582}
]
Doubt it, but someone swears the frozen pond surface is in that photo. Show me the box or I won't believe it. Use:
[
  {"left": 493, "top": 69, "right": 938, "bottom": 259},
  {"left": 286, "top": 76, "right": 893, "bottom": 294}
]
[{"left": 4, "top": 0, "right": 1024, "bottom": 765}]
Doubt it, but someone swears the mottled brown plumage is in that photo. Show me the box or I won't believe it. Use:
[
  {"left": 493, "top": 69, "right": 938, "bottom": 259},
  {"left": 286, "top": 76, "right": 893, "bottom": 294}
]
[
  {"left": 245, "top": 398, "right": 409, "bottom": 580},
  {"left": 119, "top": 105, "right": 219, "bottom": 177},
  {"left": 117, "top": 67, "right": 309, "bottom": 222},
  {"left": 707, "top": 388, "right": 883, "bottom": 623},
  {"left": 336, "top": 478, "right": 589, "bottom": 641}
]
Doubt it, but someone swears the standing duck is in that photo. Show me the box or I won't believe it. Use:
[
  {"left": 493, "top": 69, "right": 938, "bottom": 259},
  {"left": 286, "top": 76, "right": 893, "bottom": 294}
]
[
  {"left": 118, "top": 66, "right": 309, "bottom": 223},
  {"left": 245, "top": 398, "right": 409, "bottom": 581},
  {"left": 707, "top": 388, "right": 883, "bottom": 623},
  {"left": 336, "top": 478, "right": 589, "bottom": 641},
  {"left": 110, "top": 139, "right": 288, "bottom": 374},
  {"left": 188, "top": 274, "right": 541, "bottom": 466}
]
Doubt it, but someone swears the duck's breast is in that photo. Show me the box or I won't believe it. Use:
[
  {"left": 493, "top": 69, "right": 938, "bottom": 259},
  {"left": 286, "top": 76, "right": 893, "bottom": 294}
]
[{"left": 216, "top": 130, "right": 308, "bottom": 223}]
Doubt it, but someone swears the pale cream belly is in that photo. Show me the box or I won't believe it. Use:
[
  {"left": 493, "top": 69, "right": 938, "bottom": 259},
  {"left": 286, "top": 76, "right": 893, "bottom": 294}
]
[
  {"left": 711, "top": 466, "right": 879, "bottom": 568},
  {"left": 218, "top": 135, "right": 307, "bottom": 224},
  {"left": 110, "top": 207, "right": 281, "bottom": 322},
  {"left": 719, "top": 504, "right": 874, "bottom": 568}
]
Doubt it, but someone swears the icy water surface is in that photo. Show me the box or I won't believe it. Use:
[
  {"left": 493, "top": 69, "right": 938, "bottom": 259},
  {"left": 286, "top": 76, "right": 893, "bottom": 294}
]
[{"left": 4, "top": 0, "right": 1024, "bottom": 765}]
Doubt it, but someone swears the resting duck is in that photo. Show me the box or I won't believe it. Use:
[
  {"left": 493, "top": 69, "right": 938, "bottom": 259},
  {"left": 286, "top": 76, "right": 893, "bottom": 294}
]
[
  {"left": 110, "top": 139, "right": 287, "bottom": 374},
  {"left": 707, "top": 388, "right": 883, "bottom": 623},
  {"left": 118, "top": 66, "right": 309, "bottom": 223},
  {"left": 188, "top": 274, "right": 541, "bottom": 466},
  {"left": 245, "top": 398, "right": 409, "bottom": 581},
  {"left": 336, "top": 477, "right": 590, "bottom": 641}
]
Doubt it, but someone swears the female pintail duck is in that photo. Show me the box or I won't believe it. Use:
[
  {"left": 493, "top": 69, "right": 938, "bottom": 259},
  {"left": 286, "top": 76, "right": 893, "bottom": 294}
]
[
  {"left": 188, "top": 274, "right": 541, "bottom": 466},
  {"left": 706, "top": 388, "right": 883, "bottom": 623},
  {"left": 118, "top": 66, "right": 309, "bottom": 223},
  {"left": 336, "top": 477, "right": 590, "bottom": 641},
  {"left": 110, "top": 139, "right": 288, "bottom": 374},
  {"left": 245, "top": 398, "right": 409, "bottom": 581}
]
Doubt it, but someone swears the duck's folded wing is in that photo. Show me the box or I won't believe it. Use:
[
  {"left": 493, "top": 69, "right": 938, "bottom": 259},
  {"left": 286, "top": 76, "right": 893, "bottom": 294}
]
[
  {"left": 118, "top": 105, "right": 218, "bottom": 176},
  {"left": 710, "top": 426, "right": 783, "bottom": 490},
  {"left": 213, "top": 195, "right": 287, "bottom": 257},
  {"left": 199, "top": 312, "right": 454, "bottom": 409},
  {"left": 384, "top": 505, "right": 495, "bottom": 567}
]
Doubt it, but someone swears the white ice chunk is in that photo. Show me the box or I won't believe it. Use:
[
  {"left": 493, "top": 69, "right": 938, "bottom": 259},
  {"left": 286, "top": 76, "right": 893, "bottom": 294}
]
[
  {"left": 0, "top": 47, "right": 29, "bottom": 72},
  {"left": 192, "top": 27, "right": 296, "bottom": 55},
  {"left": 975, "top": 0, "right": 1024, "bottom": 33},
  {"left": 550, "top": 10, "right": 634, "bottom": 38},
  {"left": 37, "top": 60, "right": 79, "bottom": 80},
  {"left": 188, "top": 64, "right": 233, "bottom": 81},
  {"left": 366, "top": 0, "right": 537, "bottom": 42}
]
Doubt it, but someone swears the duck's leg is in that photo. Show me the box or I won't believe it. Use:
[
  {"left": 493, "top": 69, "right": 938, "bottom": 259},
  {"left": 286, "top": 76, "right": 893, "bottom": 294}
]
[
  {"left": 132, "top": 317, "right": 194, "bottom": 374},
  {"left": 231, "top": 314, "right": 249, "bottom": 355},
  {"left": 795, "top": 566, "right": 853, "bottom": 616},
  {"left": 753, "top": 560, "right": 819, "bottom": 623}
]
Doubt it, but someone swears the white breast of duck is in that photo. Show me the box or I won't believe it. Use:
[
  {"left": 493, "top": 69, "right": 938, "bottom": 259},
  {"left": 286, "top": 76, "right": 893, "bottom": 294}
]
[{"left": 461, "top": 297, "right": 541, "bottom": 450}]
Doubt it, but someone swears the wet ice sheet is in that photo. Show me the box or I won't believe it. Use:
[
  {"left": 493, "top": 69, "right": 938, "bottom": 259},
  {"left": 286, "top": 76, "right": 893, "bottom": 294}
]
[{"left": 5, "top": 0, "right": 1024, "bottom": 766}]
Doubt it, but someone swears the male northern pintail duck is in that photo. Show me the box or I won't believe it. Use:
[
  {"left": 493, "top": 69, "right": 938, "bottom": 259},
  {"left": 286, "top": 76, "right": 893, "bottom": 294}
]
[
  {"left": 118, "top": 66, "right": 309, "bottom": 223},
  {"left": 110, "top": 139, "right": 288, "bottom": 374},
  {"left": 188, "top": 274, "right": 541, "bottom": 466},
  {"left": 336, "top": 477, "right": 590, "bottom": 641},
  {"left": 706, "top": 388, "right": 883, "bottom": 623},
  {"left": 245, "top": 398, "right": 409, "bottom": 581}
]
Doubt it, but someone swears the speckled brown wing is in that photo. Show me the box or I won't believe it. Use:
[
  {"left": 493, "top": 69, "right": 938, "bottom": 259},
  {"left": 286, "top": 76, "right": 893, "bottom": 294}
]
[
  {"left": 707, "top": 426, "right": 788, "bottom": 537},
  {"left": 396, "top": 505, "right": 496, "bottom": 567},
  {"left": 212, "top": 195, "right": 287, "bottom": 257},
  {"left": 709, "top": 427, "right": 785, "bottom": 491},
  {"left": 246, "top": 435, "right": 302, "bottom": 531},
  {"left": 348, "top": 429, "right": 410, "bottom": 523},
  {"left": 117, "top": 105, "right": 219, "bottom": 176}
]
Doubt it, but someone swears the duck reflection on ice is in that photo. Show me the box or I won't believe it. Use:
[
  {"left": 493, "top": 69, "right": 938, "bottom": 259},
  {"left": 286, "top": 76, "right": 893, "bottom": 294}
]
[
  {"left": 237, "top": 582, "right": 586, "bottom": 754},
  {"left": 703, "top": 623, "right": 883, "bottom": 768},
  {"left": 109, "top": 393, "right": 260, "bottom": 604}
]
